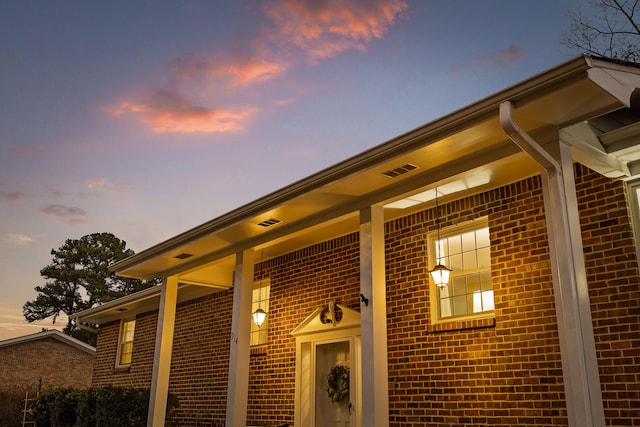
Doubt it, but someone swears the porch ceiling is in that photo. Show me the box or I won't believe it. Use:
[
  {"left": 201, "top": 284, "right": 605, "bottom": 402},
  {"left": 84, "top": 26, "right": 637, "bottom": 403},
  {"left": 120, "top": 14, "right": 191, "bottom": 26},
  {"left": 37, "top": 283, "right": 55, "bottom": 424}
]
[{"left": 108, "top": 56, "right": 640, "bottom": 292}]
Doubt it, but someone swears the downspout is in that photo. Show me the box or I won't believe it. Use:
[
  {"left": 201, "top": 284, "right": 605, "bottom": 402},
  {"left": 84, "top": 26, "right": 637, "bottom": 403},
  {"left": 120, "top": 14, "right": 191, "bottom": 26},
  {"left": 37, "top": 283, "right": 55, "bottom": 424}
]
[
  {"left": 499, "top": 101, "right": 605, "bottom": 427},
  {"left": 499, "top": 101, "right": 560, "bottom": 173}
]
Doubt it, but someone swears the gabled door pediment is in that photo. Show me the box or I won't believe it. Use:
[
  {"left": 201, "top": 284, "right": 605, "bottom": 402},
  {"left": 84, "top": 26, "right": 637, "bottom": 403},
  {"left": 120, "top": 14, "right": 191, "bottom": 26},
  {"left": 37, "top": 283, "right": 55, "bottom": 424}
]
[{"left": 291, "top": 303, "right": 360, "bottom": 337}]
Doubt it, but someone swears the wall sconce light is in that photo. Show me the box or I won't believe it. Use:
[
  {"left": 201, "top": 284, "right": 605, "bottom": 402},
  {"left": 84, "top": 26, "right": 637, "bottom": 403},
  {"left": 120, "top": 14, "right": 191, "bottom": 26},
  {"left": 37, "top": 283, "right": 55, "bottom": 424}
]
[
  {"left": 252, "top": 249, "right": 267, "bottom": 327},
  {"left": 429, "top": 188, "right": 452, "bottom": 288}
]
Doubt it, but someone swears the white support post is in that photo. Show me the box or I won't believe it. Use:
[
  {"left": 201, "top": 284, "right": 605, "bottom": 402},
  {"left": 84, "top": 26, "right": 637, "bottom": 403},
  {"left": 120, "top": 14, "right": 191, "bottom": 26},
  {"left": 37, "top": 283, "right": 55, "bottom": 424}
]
[
  {"left": 541, "top": 141, "right": 605, "bottom": 427},
  {"left": 225, "top": 249, "right": 255, "bottom": 427},
  {"left": 500, "top": 101, "right": 605, "bottom": 426},
  {"left": 147, "top": 276, "right": 178, "bottom": 427},
  {"left": 359, "top": 205, "right": 389, "bottom": 427}
]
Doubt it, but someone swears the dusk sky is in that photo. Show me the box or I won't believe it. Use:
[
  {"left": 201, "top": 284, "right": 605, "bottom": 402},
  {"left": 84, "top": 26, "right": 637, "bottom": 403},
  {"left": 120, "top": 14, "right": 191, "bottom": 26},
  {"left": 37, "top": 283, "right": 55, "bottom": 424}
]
[{"left": 1, "top": 0, "right": 586, "bottom": 340}]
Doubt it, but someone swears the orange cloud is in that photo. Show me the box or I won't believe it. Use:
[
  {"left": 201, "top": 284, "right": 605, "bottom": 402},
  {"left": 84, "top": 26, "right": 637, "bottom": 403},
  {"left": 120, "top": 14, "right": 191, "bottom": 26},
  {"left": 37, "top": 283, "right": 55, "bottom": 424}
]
[
  {"left": 221, "top": 61, "right": 285, "bottom": 86},
  {"left": 0, "top": 191, "right": 26, "bottom": 202},
  {"left": 172, "top": 55, "right": 286, "bottom": 87},
  {"left": 262, "top": 0, "right": 408, "bottom": 59},
  {"left": 114, "top": 90, "right": 258, "bottom": 134},
  {"left": 447, "top": 45, "right": 524, "bottom": 75}
]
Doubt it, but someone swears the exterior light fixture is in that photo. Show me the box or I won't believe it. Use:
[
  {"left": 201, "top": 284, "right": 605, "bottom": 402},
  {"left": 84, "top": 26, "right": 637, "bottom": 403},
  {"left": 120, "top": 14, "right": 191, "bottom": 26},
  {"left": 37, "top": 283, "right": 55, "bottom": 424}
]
[
  {"left": 429, "top": 188, "right": 452, "bottom": 288},
  {"left": 252, "top": 249, "right": 267, "bottom": 327}
]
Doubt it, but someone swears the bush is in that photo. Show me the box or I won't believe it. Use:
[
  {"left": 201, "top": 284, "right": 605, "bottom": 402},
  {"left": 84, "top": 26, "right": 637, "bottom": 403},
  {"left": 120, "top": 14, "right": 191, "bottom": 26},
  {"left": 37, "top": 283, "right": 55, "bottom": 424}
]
[{"left": 31, "top": 386, "right": 177, "bottom": 427}]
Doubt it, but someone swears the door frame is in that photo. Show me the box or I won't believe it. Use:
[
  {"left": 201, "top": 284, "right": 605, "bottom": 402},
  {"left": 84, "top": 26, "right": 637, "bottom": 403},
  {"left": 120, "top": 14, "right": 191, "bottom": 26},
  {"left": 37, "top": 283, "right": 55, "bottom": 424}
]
[{"left": 291, "top": 303, "right": 361, "bottom": 427}]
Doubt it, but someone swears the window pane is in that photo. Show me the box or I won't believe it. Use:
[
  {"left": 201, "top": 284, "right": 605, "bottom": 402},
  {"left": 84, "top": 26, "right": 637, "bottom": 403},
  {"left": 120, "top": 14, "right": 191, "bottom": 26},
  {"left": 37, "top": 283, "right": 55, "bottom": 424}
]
[
  {"left": 440, "top": 297, "right": 452, "bottom": 318},
  {"left": 462, "top": 250, "right": 478, "bottom": 270},
  {"left": 466, "top": 272, "right": 481, "bottom": 293},
  {"left": 461, "top": 231, "right": 476, "bottom": 252},
  {"left": 119, "top": 342, "right": 133, "bottom": 365},
  {"left": 482, "top": 290, "right": 495, "bottom": 311},
  {"left": 448, "top": 235, "right": 462, "bottom": 255},
  {"left": 451, "top": 276, "right": 466, "bottom": 296},
  {"left": 433, "top": 223, "right": 494, "bottom": 320},
  {"left": 449, "top": 253, "right": 463, "bottom": 271},
  {"left": 476, "top": 227, "right": 490, "bottom": 246},
  {"left": 477, "top": 247, "right": 491, "bottom": 268},
  {"left": 452, "top": 295, "right": 467, "bottom": 316}
]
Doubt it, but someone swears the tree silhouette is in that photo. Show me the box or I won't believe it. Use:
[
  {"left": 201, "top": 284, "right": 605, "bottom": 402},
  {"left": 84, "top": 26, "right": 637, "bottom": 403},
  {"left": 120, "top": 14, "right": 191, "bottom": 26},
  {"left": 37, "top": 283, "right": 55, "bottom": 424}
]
[
  {"left": 562, "top": 0, "right": 640, "bottom": 61},
  {"left": 23, "top": 232, "right": 158, "bottom": 345}
]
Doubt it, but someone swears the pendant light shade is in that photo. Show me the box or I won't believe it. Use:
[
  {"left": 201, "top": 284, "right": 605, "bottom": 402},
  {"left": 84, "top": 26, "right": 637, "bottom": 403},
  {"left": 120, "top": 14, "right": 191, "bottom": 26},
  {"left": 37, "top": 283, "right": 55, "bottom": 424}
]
[
  {"left": 252, "top": 307, "right": 266, "bottom": 326},
  {"left": 430, "top": 263, "right": 452, "bottom": 288}
]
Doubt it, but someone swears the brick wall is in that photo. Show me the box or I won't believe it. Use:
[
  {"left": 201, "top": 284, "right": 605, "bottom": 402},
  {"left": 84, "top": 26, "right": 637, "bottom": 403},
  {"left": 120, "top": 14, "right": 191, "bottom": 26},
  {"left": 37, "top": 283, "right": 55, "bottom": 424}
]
[
  {"left": 0, "top": 338, "right": 94, "bottom": 393},
  {"left": 90, "top": 165, "right": 640, "bottom": 426}
]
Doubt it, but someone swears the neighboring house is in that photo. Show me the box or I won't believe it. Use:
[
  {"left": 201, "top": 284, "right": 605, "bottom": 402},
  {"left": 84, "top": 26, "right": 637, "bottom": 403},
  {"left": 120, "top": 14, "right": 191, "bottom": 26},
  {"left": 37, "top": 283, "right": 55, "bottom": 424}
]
[
  {"left": 0, "top": 330, "right": 95, "bottom": 392},
  {"left": 73, "top": 56, "right": 640, "bottom": 427}
]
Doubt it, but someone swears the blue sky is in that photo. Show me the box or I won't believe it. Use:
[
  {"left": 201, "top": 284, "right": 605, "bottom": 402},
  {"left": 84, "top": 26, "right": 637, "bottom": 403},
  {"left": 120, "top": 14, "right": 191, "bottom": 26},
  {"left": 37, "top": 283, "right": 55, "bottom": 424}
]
[{"left": 0, "top": 0, "right": 585, "bottom": 340}]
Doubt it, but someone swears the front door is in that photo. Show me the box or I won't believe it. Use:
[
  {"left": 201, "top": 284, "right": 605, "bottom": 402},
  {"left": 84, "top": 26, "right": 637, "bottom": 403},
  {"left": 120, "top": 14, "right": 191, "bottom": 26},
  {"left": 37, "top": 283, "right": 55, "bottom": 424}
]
[
  {"left": 315, "top": 340, "right": 351, "bottom": 426},
  {"left": 291, "top": 304, "right": 361, "bottom": 427}
]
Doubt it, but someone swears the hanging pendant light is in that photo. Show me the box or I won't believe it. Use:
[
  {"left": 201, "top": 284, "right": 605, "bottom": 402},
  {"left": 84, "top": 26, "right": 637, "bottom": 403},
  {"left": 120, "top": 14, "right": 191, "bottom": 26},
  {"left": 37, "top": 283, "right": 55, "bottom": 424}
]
[
  {"left": 429, "top": 188, "right": 452, "bottom": 288},
  {"left": 252, "top": 249, "right": 267, "bottom": 326}
]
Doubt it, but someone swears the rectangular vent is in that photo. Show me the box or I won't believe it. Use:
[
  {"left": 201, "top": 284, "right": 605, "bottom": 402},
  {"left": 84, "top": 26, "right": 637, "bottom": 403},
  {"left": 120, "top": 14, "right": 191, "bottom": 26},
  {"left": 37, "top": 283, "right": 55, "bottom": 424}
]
[
  {"left": 174, "top": 253, "right": 194, "bottom": 259},
  {"left": 257, "top": 218, "right": 282, "bottom": 227},
  {"left": 382, "top": 163, "right": 418, "bottom": 178}
]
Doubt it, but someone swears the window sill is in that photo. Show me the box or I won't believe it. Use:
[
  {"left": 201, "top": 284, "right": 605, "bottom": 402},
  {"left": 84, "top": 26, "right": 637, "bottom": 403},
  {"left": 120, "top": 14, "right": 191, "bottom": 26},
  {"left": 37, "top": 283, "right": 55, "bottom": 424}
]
[
  {"left": 427, "top": 316, "right": 495, "bottom": 333},
  {"left": 114, "top": 365, "right": 131, "bottom": 373}
]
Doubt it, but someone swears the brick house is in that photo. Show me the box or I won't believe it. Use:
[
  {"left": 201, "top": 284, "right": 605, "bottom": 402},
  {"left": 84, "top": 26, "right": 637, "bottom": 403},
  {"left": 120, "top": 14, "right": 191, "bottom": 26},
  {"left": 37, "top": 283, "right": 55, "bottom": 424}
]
[
  {"left": 0, "top": 329, "right": 95, "bottom": 392},
  {"left": 73, "top": 56, "right": 640, "bottom": 427}
]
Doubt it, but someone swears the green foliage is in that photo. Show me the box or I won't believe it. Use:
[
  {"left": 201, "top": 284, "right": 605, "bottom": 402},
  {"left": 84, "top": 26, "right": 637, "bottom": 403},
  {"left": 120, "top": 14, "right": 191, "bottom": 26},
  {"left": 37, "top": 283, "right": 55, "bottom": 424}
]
[
  {"left": 23, "top": 233, "right": 159, "bottom": 344},
  {"left": 31, "top": 386, "right": 178, "bottom": 427}
]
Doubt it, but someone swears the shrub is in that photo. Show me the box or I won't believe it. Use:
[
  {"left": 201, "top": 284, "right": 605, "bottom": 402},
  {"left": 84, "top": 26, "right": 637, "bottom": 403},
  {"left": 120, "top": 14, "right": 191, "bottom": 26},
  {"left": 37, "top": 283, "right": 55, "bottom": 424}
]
[{"left": 31, "top": 385, "right": 177, "bottom": 427}]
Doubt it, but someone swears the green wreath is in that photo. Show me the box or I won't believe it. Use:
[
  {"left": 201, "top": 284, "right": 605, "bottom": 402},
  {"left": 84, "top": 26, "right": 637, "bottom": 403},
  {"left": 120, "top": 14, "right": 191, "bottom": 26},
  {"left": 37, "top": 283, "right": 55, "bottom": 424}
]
[{"left": 326, "top": 365, "right": 349, "bottom": 403}]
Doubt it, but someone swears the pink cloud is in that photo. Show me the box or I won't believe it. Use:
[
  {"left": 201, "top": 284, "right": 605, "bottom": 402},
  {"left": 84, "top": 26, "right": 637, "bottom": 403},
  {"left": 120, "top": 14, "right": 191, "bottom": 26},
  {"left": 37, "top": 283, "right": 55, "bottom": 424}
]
[
  {"left": 172, "top": 55, "right": 286, "bottom": 87},
  {"left": 111, "top": 0, "right": 408, "bottom": 135},
  {"left": 114, "top": 89, "right": 258, "bottom": 134},
  {"left": 447, "top": 45, "right": 524, "bottom": 75},
  {"left": 262, "top": 0, "right": 408, "bottom": 60},
  {"left": 0, "top": 191, "right": 26, "bottom": 202},
  {"left": 39, "top": 204, "right": 87, "bottom": 224}
]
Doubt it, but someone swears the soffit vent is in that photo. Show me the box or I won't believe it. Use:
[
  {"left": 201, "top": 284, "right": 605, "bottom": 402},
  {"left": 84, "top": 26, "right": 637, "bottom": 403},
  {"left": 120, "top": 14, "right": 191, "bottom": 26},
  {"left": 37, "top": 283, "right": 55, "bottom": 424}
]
[
  {"left": 382, "top": 163, "right": 418, "bottom": 178},
  {"left": 257, "top": 218, "right": 282, "bottom": 227},
  {"left": 174, "top": 253, "right": 194, "bottom": 259}
]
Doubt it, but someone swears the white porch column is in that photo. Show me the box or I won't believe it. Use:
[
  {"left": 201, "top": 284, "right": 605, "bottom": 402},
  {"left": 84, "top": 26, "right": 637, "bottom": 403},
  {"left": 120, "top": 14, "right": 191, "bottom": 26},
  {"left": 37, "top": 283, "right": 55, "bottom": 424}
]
[
  {"left": 540, "top": 140, "right": 605, "bottom": 427},
  {"left": 225, "top": 249, "right": 255, "bottom": 427},
  {"left": 147, "top": 275, "right": 178, "bottom": 427},
  {"left": 359, "top": 205, "right": 389, "bottom": 427}
]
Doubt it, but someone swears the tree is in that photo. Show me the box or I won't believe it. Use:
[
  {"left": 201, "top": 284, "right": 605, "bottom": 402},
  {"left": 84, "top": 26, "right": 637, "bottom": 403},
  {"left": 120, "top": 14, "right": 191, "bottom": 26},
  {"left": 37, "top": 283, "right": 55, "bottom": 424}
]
[
  {"left": 23, "top": 233, "right": 157, "bottom": 344},
  {"left": 562, "top": 0, "right": 640, "bottom": 62}
]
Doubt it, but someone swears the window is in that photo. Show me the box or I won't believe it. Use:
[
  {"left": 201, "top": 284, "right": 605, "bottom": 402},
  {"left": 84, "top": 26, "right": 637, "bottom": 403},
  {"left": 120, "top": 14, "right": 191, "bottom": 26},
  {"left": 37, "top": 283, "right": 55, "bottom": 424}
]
[
  {"left": 430, "top": 218, "right": 494, "bottom": 321},
  {"left": 116, "top": 319, "right": 136, "bottom": 367},
  {"left": 250, "top": 279, "right": 270, "bottom": 346}
]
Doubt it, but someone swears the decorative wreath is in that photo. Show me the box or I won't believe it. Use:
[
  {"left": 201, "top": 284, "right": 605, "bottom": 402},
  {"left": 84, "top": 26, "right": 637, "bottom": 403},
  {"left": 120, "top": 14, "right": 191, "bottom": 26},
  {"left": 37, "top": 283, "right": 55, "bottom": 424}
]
[{"left": 326, "top": 364, "right": 350, "bottom": 403}]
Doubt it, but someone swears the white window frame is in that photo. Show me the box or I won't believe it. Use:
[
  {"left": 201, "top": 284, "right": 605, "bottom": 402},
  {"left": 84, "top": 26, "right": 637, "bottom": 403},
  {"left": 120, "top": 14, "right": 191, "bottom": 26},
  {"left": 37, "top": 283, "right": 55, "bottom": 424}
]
[
  {"left": 250, "top": 279, "right": 270, "bottom": 347},
  {"left": 626, "top": 179, "right": 640, "bottom": 273},
  {"left": 115, "top": 318, "right": 136, "bottom": 368},
  {"left": 428, "top": 217, "right": 494, "bottom": 323}
]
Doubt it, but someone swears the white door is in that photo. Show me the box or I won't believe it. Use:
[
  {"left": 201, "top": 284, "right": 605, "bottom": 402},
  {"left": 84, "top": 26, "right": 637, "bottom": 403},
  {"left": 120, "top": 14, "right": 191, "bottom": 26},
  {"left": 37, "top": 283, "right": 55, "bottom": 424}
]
[{"left": 315, "top": 340, "right": 352, "bottom": 427}]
